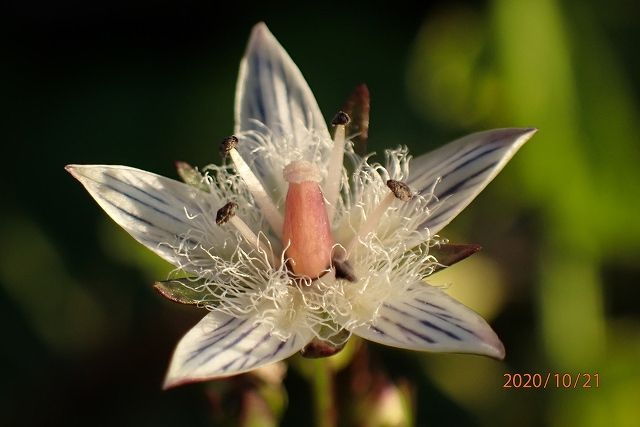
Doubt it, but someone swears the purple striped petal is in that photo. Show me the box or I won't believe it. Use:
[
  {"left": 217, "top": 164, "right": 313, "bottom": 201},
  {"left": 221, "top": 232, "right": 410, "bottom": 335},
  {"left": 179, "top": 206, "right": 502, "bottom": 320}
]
[
  {"left": 164, "top": 312, "right": 312, "bottom": 388},
  {"left": 350, "top": 285, "right": 505, "bottom": 359},
  {"left": 408, "top": 128, "right": 536, "bottom": 235},
  {"left": 66, "top": 165, "right": 215, "bottom": 269},
  {"left": 234, "top": 23, "right": 330, "bottom": 144}
]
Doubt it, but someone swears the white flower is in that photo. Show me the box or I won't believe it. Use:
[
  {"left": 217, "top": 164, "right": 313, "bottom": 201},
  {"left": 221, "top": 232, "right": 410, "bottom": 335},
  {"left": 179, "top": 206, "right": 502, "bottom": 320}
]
[{"left": 66, "top": 23, "right": 535, "bottom": 388}]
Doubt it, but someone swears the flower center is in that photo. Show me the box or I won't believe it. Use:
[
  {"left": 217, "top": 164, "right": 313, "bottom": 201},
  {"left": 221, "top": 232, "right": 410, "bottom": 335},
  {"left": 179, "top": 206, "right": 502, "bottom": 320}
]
[{"left": 282, "top": 160, "right": 335, "bottom": 278}]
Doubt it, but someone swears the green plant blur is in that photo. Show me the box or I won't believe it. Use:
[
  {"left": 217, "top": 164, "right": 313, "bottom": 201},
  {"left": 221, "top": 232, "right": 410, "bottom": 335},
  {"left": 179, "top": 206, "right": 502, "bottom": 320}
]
[{"left": 3, "top": 1, "right": 639, "bottom": 426}]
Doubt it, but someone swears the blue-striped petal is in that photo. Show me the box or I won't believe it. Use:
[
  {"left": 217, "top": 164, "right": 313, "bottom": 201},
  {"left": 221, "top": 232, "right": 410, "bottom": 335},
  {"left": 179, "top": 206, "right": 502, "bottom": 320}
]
[
  {"left": 164, "top": 312, "right": 312, "bottom": 388},
  {"left": 234, "top": 22, "right": 330, "bottom": 145},
  {"left": 350, "top": 285, "right": 505, "bottom": 359},
  {"left": 407, "top": 128, "right": 536, "bottom": 235},
  {"left": 66, "top": 164, "right": 216, "bottom": 268}
]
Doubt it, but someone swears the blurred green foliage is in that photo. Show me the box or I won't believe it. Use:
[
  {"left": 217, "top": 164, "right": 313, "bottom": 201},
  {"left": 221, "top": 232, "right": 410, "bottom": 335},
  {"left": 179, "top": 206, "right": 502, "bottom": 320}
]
[
  {"left": 407, "top": 1, "right": 640, "bottom": 426},
  {"left": 3, "top": 0, "right": 639, "bottom": 426}
]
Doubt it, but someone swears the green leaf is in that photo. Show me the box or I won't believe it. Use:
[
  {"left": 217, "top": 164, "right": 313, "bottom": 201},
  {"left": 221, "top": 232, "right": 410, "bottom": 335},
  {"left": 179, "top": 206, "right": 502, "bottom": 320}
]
[
  {"left": 153, "top": 278, "right": 211, "bottom": 306},
  {"left": 175, "top": 161, "right": 210, "bottom": 192}
]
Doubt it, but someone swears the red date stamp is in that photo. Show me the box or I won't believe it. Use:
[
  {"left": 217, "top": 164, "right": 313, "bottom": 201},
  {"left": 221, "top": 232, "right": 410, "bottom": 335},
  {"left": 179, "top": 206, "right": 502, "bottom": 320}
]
[{"left": 503, "top": 373, "right": 600, "bottom": 389}]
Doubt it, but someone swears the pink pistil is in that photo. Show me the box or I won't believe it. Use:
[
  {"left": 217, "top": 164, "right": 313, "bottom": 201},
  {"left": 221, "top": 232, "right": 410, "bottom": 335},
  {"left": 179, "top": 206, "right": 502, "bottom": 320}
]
[{"left": 282, "top": 161, "right": 335, "bottom": 278}]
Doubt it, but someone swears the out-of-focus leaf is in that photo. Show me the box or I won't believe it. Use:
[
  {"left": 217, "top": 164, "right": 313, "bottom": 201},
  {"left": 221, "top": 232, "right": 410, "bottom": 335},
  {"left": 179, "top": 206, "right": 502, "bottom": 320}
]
[
  {"left": 342, "top": 83, "right": 370, "bottom": 156},
  {"left": 406, "top": 8, "right": 491, "bottom": 127},
  {"left": 240, "top": 390, "right": 277, "bottom": 427},
  {"left": 0, "top": 216, "right": 109, "bottom": 355},
  {"left": 154, "top": 278, "right": 210, "bottom": 305}
]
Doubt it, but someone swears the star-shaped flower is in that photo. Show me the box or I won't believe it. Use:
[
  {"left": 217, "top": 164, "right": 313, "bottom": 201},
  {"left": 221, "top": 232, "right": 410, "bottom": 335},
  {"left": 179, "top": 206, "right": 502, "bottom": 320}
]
[{"left": 67, "top": 23, "right": 535, "bottom": 388}]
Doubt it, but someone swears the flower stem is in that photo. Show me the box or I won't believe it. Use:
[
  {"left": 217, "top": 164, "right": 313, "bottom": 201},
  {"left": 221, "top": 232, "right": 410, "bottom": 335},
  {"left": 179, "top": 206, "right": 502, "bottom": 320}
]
[{"left": 312, "top": 358, "right": 336, "bottom": 427}]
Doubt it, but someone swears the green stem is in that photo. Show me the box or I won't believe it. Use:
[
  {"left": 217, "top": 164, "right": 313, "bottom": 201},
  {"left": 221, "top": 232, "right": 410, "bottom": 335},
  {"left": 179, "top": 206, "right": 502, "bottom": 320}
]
[{"left": 312, "top": 358, "right": 336, "bottom": 427}]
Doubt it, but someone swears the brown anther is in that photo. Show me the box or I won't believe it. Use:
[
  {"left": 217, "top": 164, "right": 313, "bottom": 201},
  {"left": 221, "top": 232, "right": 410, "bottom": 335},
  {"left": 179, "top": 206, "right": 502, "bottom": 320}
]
[
  {"left": 333, "top": 257, "right": 357, "bottom": 282},
  {"left": 220, "top": 135, "right": 239, "bottom": 156},
  {"left": 331, "top": 110, "right": 351, "bottom": 126},
  {"left": 386, "top": 180, "right": 413, "bottom": 201},
  {"left": 216, "top": 202, "right": 238, "bottom": 225}
]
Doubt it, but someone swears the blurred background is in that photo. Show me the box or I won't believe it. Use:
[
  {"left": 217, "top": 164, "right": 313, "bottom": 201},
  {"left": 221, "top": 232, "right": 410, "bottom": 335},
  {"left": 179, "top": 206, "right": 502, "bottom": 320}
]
[{"left": 3, "top": 0, "right": 640, "bottom": 425}]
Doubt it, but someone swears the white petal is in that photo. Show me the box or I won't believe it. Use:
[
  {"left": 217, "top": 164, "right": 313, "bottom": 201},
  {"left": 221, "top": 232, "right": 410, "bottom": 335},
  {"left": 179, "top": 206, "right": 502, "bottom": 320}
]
[
  {"left": 407, "top": 128, "right": 536, "bottom": 235},
  {"left": 66, "top": 164, "right": 214, "bottom": 268},
  {"left": 350, "top": 285, "right": 505, "bottom": 359},
  {"left": 234, "top": 22, "right": 330, "bottom": 143},
  {"left": 164, "top": 311, "right": 312, "bottom": 388}
]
